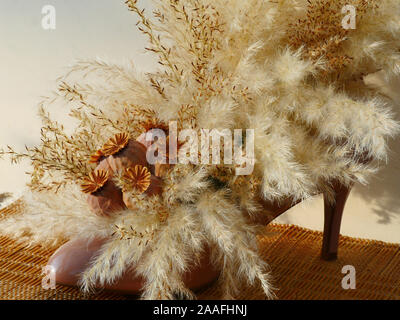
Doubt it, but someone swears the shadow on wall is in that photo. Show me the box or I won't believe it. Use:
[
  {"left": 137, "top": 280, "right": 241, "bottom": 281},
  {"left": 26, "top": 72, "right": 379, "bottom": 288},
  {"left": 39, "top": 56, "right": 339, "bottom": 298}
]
[{"left": 354, "top": 73, "right": 400, "bottom": 225}]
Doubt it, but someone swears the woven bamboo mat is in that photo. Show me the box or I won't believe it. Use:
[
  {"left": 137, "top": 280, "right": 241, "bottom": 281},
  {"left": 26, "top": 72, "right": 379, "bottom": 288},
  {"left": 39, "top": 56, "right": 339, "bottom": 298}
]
[{"left": 0, "top": 202, "right": 399, "bottom": 300}]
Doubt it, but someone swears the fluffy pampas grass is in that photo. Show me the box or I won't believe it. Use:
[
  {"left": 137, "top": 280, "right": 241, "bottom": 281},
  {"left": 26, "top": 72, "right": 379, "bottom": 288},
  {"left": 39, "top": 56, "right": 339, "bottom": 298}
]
[{"left": 1, "top": 0, "right": 400, "bottom": 299}]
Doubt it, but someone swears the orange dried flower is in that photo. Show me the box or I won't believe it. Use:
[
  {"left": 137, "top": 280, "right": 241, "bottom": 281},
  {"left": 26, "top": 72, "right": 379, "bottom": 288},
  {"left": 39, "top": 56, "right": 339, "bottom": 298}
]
[
  {"left": 101, "top": 133, "right": 130, "bottom": 156},
  {"left": 89, "top": 149, "right": 105, "bottom": 164},
  {"left": 81, "top": 170, "right": 110, "bottom": 194},
  {"left": 123, "top": 165, "right": 151, "bottom": 194}
]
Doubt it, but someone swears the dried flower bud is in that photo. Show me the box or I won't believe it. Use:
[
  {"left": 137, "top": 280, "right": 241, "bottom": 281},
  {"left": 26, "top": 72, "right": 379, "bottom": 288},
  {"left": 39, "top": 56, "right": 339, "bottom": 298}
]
[
  {"left": 107, "top": 140, "right": 151, "bottom": 175},
  {"left": 81, "top": 170, "right": 109, "bottom": 194},
  {"left": 122, "top": 175, "right": 163, "bottom": 210},
  {"left": 101, "top": 132, "right": 130, "bottom": 157},
  {"left": 85, "top": 133, "right": 162, "bottom": 216},
  {"left": 86, "top": 159, "right": 126, "bottom": 217},
  {"left": 89, "top": 149, "right": 105, "bottom": 164},
  {"left": 123, "top": 165, "right": 151, "bottom": 194}
]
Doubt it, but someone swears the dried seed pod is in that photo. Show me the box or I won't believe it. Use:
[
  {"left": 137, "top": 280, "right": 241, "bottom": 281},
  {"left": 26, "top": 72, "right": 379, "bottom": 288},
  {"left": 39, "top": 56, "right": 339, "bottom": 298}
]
[
  {"left": 102, "top": 133, "right": 130, "bottom": 156},
  {"left": 122, "top": 175, "right": 163, "bottom": 210},
  {"left": 107, "top": 139, "right": 151, "bottom": 175},
  {"left": 89, "top": 133, "right": 130, "bottom": 165},
  {"left": 89, "top": 149, "right": 105, "bottom": 164},
  {"left": 81, "top": 169, "right": 109, "bottom": 194},
  {"left": 84, "top": 132, "right": 166, "bottom": 216},
  {"left": 90, "top": 133, "right": 151, "bottom": 173},
  {"left": 85, "top": 159, "right": 126, "bottom": 217},
  {"left": 122, "top": 165, "right": 152, "bottom": 194}
]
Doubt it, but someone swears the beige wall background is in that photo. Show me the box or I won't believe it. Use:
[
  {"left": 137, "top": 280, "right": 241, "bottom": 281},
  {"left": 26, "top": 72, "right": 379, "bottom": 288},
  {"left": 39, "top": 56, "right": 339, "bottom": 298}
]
[
  {"left": 0, "top": 0, "right": 154, "bottom": 199},
  {"left": 0, "top": 1, "right": 399, "bottom": 243}
]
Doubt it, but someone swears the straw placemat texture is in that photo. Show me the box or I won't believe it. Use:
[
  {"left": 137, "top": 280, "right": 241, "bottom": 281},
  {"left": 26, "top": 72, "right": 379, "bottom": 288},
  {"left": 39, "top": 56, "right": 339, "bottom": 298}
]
[{"left": 0, "top": 202, "right": 399, "bottom": 300}]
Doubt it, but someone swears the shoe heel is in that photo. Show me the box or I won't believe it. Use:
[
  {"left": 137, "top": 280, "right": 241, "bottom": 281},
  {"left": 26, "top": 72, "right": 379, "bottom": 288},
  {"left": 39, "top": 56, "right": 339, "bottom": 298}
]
[{"left": 321, "top": 183, "right": 352, "bottom": 261}]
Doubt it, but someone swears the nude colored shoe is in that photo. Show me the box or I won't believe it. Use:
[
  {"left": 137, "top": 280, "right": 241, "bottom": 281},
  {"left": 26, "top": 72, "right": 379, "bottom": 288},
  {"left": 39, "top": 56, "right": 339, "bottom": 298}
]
[
  {"left": 253, "top": 150, "right": 372, "bottom": 261},
  {"left": 48, "top": 238, "right": 220, "bottom": 296},
  {"left": 254, "top": 181, "right": 353, "bottom": 261},
  {"left": 48, "top": 181, "right": 351, "bottom": 297},
  {"left": 48, "top": 148, "right": 369, "bottom": 295}
]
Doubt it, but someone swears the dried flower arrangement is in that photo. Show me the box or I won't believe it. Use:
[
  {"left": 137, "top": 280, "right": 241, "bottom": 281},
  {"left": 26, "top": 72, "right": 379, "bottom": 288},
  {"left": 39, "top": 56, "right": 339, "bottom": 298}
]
[{"left": 1, "top": 0, "right": 400, "bottom": 299}]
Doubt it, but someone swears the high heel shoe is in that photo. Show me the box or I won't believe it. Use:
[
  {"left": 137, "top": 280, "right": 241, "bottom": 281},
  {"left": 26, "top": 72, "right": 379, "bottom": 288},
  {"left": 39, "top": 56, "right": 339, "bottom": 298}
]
[
  {"left": 48, "top": 238, "right": 220, "bottom": 296},
  {"left": 321, "top": 182, "right": 353, "bottom": 261},
  {"left": 256, "top": 181, "right": 353, "bottom": 261},
  {"left": 254, "top": 149, "right": 373, "bottom": 262},
  {"left": 48, "top": 177, "right": 355, "bottom": 296},
  {"left": 48, "top": 181, "right": 352, "bottom": 296}
]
